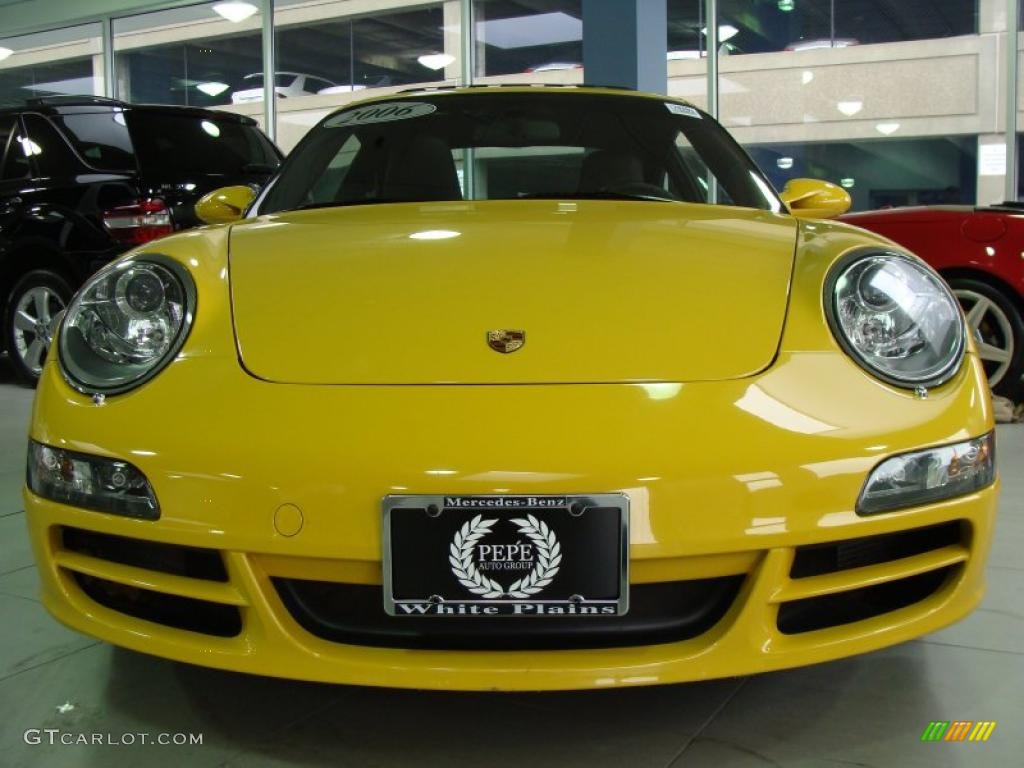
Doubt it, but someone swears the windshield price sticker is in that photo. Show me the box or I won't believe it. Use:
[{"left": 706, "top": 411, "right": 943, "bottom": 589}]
[
  {"left": 665, "top": 103, "right": 702, "bottom": 119},
  {"left": 326, "top": 102, "right": 437, "bottom": 127}
]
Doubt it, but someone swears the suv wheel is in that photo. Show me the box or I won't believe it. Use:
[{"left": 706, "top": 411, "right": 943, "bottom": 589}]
[
  {"left": 5, "top": 270, "right": 72, "bottom": 386},
  {"left": 950, "top": 277, "right": 1024, "bottom": 400}
]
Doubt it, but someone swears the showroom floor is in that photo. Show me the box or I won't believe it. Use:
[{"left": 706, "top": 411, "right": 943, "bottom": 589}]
[{"left": 0, "top": 364, "right": 1021, "bottom": 768}]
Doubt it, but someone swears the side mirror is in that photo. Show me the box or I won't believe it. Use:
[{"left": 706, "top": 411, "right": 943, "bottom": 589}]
[
  {"left": 780, "top": 178, "right": 851, "bottom": 220},
  {"left": 195, "top": 185, "right": 257, "bottom": 225}
]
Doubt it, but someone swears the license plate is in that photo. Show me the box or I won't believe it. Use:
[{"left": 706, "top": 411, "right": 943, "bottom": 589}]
[{"left": 382, "top": 494, "right": 629, "bottom": 617}]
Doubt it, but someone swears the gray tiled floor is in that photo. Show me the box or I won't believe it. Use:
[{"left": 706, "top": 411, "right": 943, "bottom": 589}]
[{"left": 0, "top": 360, "right": 1021, "bottom": 768}]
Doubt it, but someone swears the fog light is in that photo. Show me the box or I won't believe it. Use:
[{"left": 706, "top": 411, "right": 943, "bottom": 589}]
[
  {"left": 27, "top": 440, "right": 159, "bottom": 520},
  {"left": 857, "top": 433, "right": 995, "bottom": 515}
]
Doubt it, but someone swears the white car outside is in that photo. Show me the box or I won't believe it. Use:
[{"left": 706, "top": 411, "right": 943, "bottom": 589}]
[{"left": 231, "top": 72, "right": 337, "bottom": 103}]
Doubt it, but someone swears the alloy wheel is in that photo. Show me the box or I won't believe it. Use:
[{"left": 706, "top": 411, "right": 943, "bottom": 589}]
[
  {"left": 12, "top": 285, "right": 66, "bottom": 376},
  {"left": 955, "top": 288, "right": 1014, "bottom": 389}
]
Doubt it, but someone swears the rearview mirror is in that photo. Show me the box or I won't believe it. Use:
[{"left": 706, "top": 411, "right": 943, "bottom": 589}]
[
  {"left": 780, "top": 178, "right": 851, "bottom": 220},
  {"left": 195, "top": 185, "right": 257, "bottom": 225}
]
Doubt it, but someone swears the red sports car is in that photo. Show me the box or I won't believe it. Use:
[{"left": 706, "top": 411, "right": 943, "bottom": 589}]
[{"left": 842, "top": 204, "right": 1024, "bottom": 398}]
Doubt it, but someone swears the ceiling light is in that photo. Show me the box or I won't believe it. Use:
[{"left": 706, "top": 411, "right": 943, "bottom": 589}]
[
  {"left": 778, "top": 0, "right": 796, "bottom": 10},
  {"left": 702, "top": 25, "right": 739, "bottom": 43},
  {"left": 776, "top": 157, "right": 794, "bottom": 170},
  {"left": 417, "top": 53, "right": 455, "bottom": 70},
  {"left": 0, "top": 46, "right": 12, "bottom": 61},
  {"left": 212, "top": 1, "right": 257, "bottom": 23},
  {"left": 840, "top": 178, "right": 855, "bottom": 188},
  {"left": 196, "top": 81, "right": 229, "bottom": 97},
  {"left": 837, "top": 100, "right": 863, "bottom": 116},
  {"left": 875, "top": 122, "right": 900, "bottom": 135}
]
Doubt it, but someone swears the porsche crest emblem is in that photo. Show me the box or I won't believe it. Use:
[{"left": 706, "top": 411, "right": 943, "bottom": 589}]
[{"left": 487, "top": 329, "right": 526, "bottom": 354}]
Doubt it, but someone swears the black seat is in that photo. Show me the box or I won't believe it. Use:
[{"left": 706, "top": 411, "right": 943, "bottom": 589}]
[
  {"left": 382, "top": 134, "right": 462, "bottom": 201},
  {"left": 578, "top": 150, "right": 645, "bottom": 193}
]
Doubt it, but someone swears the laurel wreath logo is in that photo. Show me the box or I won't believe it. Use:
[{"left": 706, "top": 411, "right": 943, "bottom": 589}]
[{"left": 448, "top": 513, "right": 562, "bottom": 599}]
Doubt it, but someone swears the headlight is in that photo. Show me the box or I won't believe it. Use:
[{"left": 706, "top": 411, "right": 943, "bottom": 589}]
[
  {"left": 826, "top": 250, "right": 965, "bottom": 388},
  {"left": 27, "top": 440, "right": 159, "bottom": 519},
  {"left": 858, "top": 433, "right": 995, "bottom": 515},
  {"left": 58, "top": 256, "right": 195, "bottom": 394}
]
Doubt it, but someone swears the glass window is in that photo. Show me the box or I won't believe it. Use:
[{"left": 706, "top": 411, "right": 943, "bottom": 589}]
[
  {"left": 275, "top": 2, "right": 447, "bottom": 98},
  {"left": 0, "top": 115, "right": 27, "bottom": 180},
  {"left": 0, "top": 24, "right": 103, "bottom": 104},
  {"left": 260, "top": 92, "right": 780, "bottom": 213},
  {"left": 53, "top": 110, "right": 135, "bottom": 171},
  {"left": 125, "top": 110, "right": 280, "bottom": 179},
  {"left": 21, "top": 114, "right": 78, "bottom": 177},
  {"left": 473, "top": 1, "right": 582, "bottom": 78},
  {"left": 713, "top": 0, "right": 975, "bottom": 56},
  {"left": 1, "top": 118, "right": 31, "bottom": 180},
  {"left": 835, "top": 1, "right": 977, "bottom": 46},
  {"left": 113, "top": 3, "right": 262, "bottom": 107},
  {"left": 747, "top": 137, "right": 977, "bottom": 211}
]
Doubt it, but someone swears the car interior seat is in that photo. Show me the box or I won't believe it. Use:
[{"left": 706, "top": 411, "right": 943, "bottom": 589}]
[{"left": 577, "top": 149, "right": 645, "bottom": 193}]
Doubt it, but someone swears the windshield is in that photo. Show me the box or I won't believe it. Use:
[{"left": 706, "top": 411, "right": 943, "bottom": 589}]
[{"left": 259, "top": 91, "right": 782, "bottom": 214}]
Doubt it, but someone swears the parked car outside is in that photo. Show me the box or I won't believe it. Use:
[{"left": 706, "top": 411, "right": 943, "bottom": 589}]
[
  {"left": 231, "top": 72, "right": 337, "bottom": 103},
  {"left": 842, "top": 204, "right": 1024, "bottom": 399},
  {"left": 0, "top": 96, "right": 281, "bottom": 384}
]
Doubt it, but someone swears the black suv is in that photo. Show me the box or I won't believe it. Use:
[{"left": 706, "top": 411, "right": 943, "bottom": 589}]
[{"left": 0, "top": 97, "right": 281, "bottom": 384}]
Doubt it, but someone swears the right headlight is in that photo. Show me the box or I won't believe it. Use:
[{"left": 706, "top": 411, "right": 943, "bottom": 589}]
[
  {"left": 58, "top": 255, "right": 195, "bottom": 394},
  {"left": 825, "top": 250, "right": 965, "bottom": 388}
]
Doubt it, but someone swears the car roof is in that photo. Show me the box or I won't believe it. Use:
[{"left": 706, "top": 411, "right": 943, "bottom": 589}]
[
  {"left": 0, "top": 96, "right": 258, "bottom": 125},
  {"left": 323, "top": 84, "right": 698, "bottom": 120}
]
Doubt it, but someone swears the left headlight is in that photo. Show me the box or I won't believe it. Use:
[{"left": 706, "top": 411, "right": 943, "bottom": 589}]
[
  {"left": 58, "top": 256, "right": 195, "bottom": 394},
  {"left": 826, "top": 250, "right": 965, "bottom": 388}
]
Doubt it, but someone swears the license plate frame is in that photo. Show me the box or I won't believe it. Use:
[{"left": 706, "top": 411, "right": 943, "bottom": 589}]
[{"left": 382, "top": 494, "right": 629, "bottom": 617}]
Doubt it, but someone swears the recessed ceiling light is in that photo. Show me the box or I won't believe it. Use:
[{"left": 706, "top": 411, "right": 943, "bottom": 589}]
[
  {"left": 196, "top": 81, "right": 229, "bottom": 97},
  {"left": 212, "top": 2, "right": 257, "bottom": 23},
  {"left": 875, "top": 122, "right": 900, "bottom": 135},
  {"left": 778, "top": 0, "right": 796, "bottom": 10},
  {"left": 837, "top": 100, "right": 863, "bottom": 116},
  {"left": 840, "top": 178, "right": 855, "bottom": 188},
  {"left": 0, "top": 46, "right": 12, "bottom": 61},
  {"left": 776, "top": 157, "right": 794, "bottom": 170},
  {"left": 417, "top": 53, "right": 455, "bottom": 70}
]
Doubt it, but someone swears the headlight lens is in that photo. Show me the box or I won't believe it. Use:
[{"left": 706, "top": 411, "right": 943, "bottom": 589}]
[
  {"left": 858, "top": 433, "right": 995, "bottom": 515},
  {"left": 27, "top": 440, "right": 159, "bottom": 519},
  {"left": 827, "top": 251, "right": 965, "bottom": 387},
  {"left": 58, "top": 257, "right": 195, "bottom": 394}
]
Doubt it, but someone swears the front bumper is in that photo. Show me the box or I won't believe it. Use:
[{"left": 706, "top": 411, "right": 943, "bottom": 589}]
[
  {"left": 23, "top": 351, "right": 998, "bottom": 690},
  {"left": 26, "top": 489, "right": 994, "bottom": 690}
]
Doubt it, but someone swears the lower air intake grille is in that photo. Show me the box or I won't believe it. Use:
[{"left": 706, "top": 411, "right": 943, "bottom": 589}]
[
  {"left": 72, "top": 573, "right": 242, "bottom": 637},
  {"left": 777, "top": 565, "right": 957, "bottom": 634},
  {"left": 274, "top": 577, "right": 744, "bottom": 650},
  {"left": 790, "top": 521, "right": 963, "bottom": 579},
  {"left": 62, "top": 527, "right": 228, "bottom": 582}
]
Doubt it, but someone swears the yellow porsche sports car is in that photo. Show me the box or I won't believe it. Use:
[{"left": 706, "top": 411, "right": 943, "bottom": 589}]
[{"left": 24, "top": 86, "right": 997, "bottom": 691}]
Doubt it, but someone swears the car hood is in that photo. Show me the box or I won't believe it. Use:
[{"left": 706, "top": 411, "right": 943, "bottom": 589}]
[{"left": 229, "top": 200, "right": 797, "bottom": 384}]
